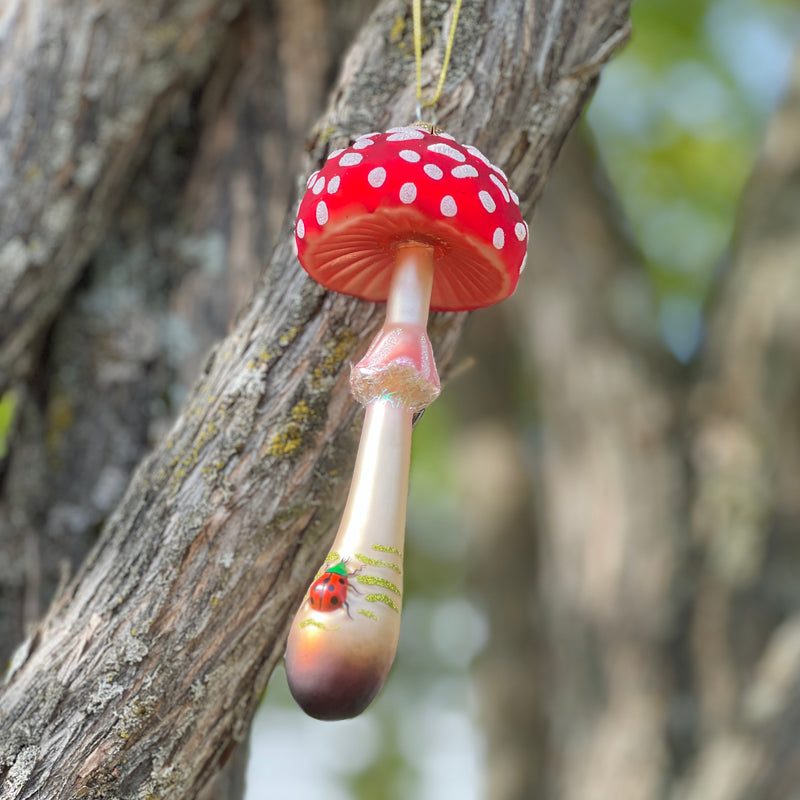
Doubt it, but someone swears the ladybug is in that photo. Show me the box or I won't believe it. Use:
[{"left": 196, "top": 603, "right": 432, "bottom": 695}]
[{"left": 308, "top": 561, "right": 359, "bottom": 616}]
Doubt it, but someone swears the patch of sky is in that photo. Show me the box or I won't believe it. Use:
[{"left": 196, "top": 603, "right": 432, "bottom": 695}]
[
  {"left": 640, "top": 199, "right": 731, "bottom": 274},
  {"left": 430, "top": 598, "right": 490, "bottom": 669},
  {"left": 705, "top": 0, "right": 800, "bottom": 114},
  {"left": 659, "top": 295, "right": 705, "bottom": 362},
  {"left": 586, "top": 59, "right": 661, "bottom": 144},
  {"left": 586, "top": 0, "right": 800, "bottom": 359},
  {"left": 658, "top": 60, "right": 739, "bottom": 133},
  {"left": 397, "top": 680, "right": 484, "bottom": 800}
]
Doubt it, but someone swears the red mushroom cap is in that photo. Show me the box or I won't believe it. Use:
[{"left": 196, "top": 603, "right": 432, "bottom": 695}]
[{"left": 295, "top": 126, "right": 528, "bottom": 312}]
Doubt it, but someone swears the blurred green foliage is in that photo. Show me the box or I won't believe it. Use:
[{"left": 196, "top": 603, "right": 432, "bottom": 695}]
[{"left": 586, "top": 0, "right": 800, "bottom": 358}]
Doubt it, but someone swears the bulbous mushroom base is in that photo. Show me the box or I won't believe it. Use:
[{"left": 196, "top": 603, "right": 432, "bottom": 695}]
[
  {"left": 285, "top": 602, "right": 400, "bottom": 721},
  {"left": 350, "top": 323, "right": 440, "bottom": 411}
]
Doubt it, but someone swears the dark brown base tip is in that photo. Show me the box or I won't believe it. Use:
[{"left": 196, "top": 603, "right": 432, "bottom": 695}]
[{"left": 285, "top": 651, "right": 389, "bottom": 721}]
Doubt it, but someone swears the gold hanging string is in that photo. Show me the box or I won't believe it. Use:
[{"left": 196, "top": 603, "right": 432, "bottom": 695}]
[{"left": 412, "top": 0, "right": 464, "bottom": 122}]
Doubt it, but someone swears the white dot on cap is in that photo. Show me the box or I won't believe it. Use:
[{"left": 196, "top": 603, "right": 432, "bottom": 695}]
[
  {"left": 400, "top": 149, "right": 421, "bottom": 163},
  {"left": 520, "top": 252, "right": 528, "bottom": 274},
  {"left": 353, "top": 137, "right": 375, "bottom": 149},
  {"left": 316, "top": 201, "right": 329, "bottom": 225},
  {"left": 515, "top": 222, "right": 527, "bottom": 241},
  {"left": 388, "top": 129, "right": 425, "bottom": 141},
  {"left": 479, "top": 190, "right": 496, "bottom": 213},
  {"left": 489, "top": 173, "right": 511, "bottom": 202},
  {"left": 491, "top": 163, "right": 509, "bottom": 181},
  {"left": 424, "top": 163, "right": 443, "bottom": 180},
  {"left": 451, "top": 164, "right": 479, "bottom": 179},
  {"left": 493, "top": 227, "right": 505, "bottom": 249},
  {"left": 312, "top": 176, "right": 325, "bottom": 194},
  {"left": 464, "top": 144, "right": 492, "bottom": 167},
  {"left": 339, "top": 152, "right": 363, "bottom": 167},
  {"left": 428, "top": 142, "right": 466, "bottom": 162},
  {"left": 368, "top": 167, "right": 386, "bottom": 188},
  {"left": 327, "top": 175, "right": 341, "bottom": 193},
  {"left": 440, "top": 195, "right": 457, "bottom": 217},
  {"left": 306, "top": 170, "right": 319, "bottom": 188},
  {"left": 510, "top": 189, "right": 520, "bottom": 205},
  {"left": 399, "top": 182, "right": 417, "bottom": 204},
  {"left": 327, "top": 149, "right": 344, "bottom": 160},
  {"left": 296, "top": 219, "right": 305, "bottom": 239}
]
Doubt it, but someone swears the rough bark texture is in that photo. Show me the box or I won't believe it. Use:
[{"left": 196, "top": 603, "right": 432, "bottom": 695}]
[
  {"left": 0, "top": 0, "right": 245, "bottom": 393},
  {"left": 0, "top": 1, "right": 632, "bottom": 798}
]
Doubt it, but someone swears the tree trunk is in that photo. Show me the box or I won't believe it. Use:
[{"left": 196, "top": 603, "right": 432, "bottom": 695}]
[
  {"left": 0, "top": 1, "right": 631, "bottom": 798},
  {"left": 458, "top": 49, "right": 800, "bottom": 800},
  {"left": 0, "top": 0, "right": 243, "bottom": 394},
  {"left": 458, "top": 130, "right": 680, "bottom": 800},
  {"left": 524, "top": 132, "right": 681, "bottom": 800},
  {"left": 680, "top": 51, "right": 800, "bottom": 800}
]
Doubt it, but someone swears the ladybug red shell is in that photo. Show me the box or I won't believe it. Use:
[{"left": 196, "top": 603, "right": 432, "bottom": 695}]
[{"left": 308, "top": 561, "right": 355, "bottom": 615}]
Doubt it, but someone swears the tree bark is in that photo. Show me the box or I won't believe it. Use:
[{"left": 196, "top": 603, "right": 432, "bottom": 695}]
[
  {"left": 0, "top": 1, "right": 631, "bottom": 798},
  {"left": 0, "top": 0, "right": 247, "bottom": 394}
]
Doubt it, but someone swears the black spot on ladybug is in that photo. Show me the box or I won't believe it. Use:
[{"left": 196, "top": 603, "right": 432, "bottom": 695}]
[
  {"left": 327, "top": 584, "right": 335, "bottom": 592},
  {"left": 322, "top": 575, "right": 332, "bottom": 584},
  {"left": 330, "top": 596, "right": 340, "bottom": 606},
  {"left": 337, "top": 577, "right": 345, "bottom": 585}
]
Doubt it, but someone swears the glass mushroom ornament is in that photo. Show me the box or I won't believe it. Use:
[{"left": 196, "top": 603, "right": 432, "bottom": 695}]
[{"left": 285, "top": 125, "right": 528, "bottom": 720}]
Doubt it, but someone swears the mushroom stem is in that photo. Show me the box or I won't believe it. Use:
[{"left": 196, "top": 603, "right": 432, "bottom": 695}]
[
  {"left": 350, "top": 243, "right": 440, "bottom": 410},
  {"left": 285, "top": 398, "right": 412, "bottom": 720},
  {"left": 334, "top": 398, "right": 413, "bottom": 555},
  {"left": 386, "top": 243, "right": 434, "bottom": 328}
]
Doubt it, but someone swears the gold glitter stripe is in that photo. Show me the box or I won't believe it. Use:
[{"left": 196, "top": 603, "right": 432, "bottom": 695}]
[
  {"left": 356, "top": 552, "right": 402, "bottom": 575},
  {"left": 371, "top": 544, "right": 403, "bottom": 558},
  {"left": 357, "top": 575, "right": 401, "bottom": 595},
  {"left": 365, "top": 593, "right": 400, "bottom": 613}
]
